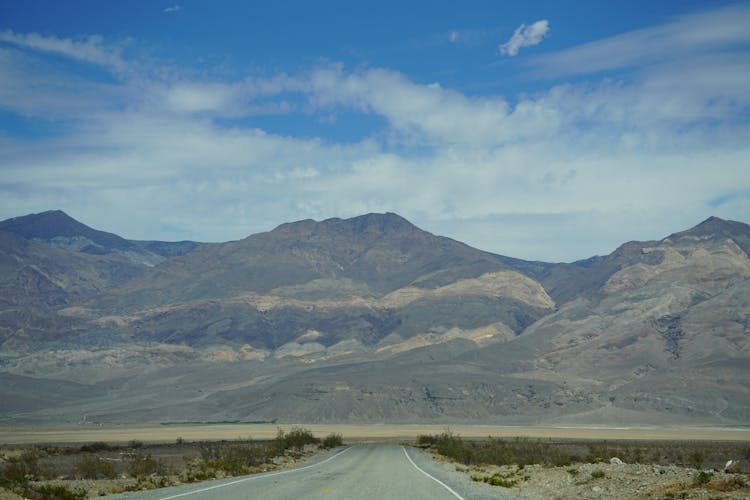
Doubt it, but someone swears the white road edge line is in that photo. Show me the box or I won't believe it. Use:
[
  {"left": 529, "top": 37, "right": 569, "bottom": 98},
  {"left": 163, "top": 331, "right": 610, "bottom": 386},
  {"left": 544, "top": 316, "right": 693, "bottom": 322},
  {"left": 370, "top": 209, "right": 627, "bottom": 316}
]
[
  {"left": 402, "top": 446, "right": 465, "bottom": 500},
  {"left": 159, "top": 446, "right": 353, "bottom": 499}
]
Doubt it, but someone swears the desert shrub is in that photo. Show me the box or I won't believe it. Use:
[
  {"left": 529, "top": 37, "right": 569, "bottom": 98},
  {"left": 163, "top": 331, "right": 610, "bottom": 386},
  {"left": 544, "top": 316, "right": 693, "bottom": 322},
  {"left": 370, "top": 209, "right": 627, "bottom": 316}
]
[
  {"left": 127, "top": 453, "right": 168, "bottom": 477},
  {"left": 321, "top": 433, "right": 343, "bottom": 449},
  {"left": 79, "top": 441, "right": 115, "bottom": 453},
  {"left": 73, "top": 455, "right": 116, "bottom": 479},
  {"left": 693, "top": 471, "right": 713, "bottom": 486},
  {"left": 276, "top": 427, "right": 319, "bottom": 452},
  {"left": 567, "top": 468, "right": 579, "bottom": 476},
  {"left": 471, "top": 474, "right": 517, "bottom": 487},
  {"left": 1, "top": 450, "right": 41, "bottom": 485},
  {"left": 199, "top": 444, "right": 274, "bottom": 475},
  {"left": 710, "top": 475, "right": 747, "bottom": 492},
  {"left": 128, "top": 440, "right": 144, "bottom": 449},
  {"left": 133, "top": 475, "right": 173, "bottom": 490},
  {"left": 31, "top": 484, "right": 87, "bottom": 500},
  {"left": 424, "top": 433, "right": 580, "bottom": 467},
  {"left": 591, "top": 469, "right": 606, "bottom": 479},
  {"left": 416, "top": 434, "right": 437, "bottom": 446},
  {"left": 486, "top": 475, "right": 517, "bottom": 487}
]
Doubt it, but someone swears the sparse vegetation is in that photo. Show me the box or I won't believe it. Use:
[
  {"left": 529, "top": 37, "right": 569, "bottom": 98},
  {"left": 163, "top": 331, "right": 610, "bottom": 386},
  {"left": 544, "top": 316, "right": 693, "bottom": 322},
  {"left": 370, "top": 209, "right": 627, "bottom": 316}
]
[
  {"left": 422, "top": 431, "right": 585, "bottom": 467},
  {"left": 32, "top": 484, "right": 87, "bottom": 500},
  {"left": 321, "top": 433, "right": 344, "bottom": 449},
  {"left": 74, "top": 454, "right": 117, "bottom": 479},
  {"left": 471, "top": 473, "right": 518, "bottom": 487},
  {"left": 275, "top": 427, "right": 320, "bottom": 452},
  {"left": 79, "top": 441, "right": 115, "bottom": 453},
  {"left": 0, "top": 427, "right": 343, "bottom": 498},
  {"left": 418, "top": 432, "right": 748, "bottom": 471},
  {"left": 127, "top": 453, "right": 169, "bottom": 476},
  {"left": 416, "top": 433, "right": 750, "bottom": 498},
  {"left": 693, "top": 470, "right": 713, "bottom": 486}
]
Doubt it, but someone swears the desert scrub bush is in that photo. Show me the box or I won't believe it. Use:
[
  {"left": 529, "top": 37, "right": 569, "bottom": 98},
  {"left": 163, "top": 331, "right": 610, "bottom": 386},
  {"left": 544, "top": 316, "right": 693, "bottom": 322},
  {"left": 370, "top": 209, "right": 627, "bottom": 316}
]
[
  {"left": 73, "top": 455, "right": 116, "bottom": 479},
  {"left": 276, "top": 427, "right": 319, "bottom": 452},
  {"left": 591, "top": 469, "right": 606, "bottom": 479},
  {"left": 30, "top": 484, "right": 87, "bottom": 500},
  {"left": 79, "top": 441, "right": 115, "bottom": 453},
  {"left": 471, "top": 474, "right": 517, "bottom": 487},
  {"left": 134, "top": 475, "right": 173, "bottom": 490},
  {"left": 127, "top": 453, "right": 168, "bottom": 477},
  {"left": 1, "top": 450, "right": 42, "bottom": 485},
  {"left": 199, "top": 443, "right": 274, "bottom": 475},
  {"left": 321, "top": 433, "right": 343, "bottom": 449},
  {"left": 693, "top": 471, "right": 713, "bottom": 486},
  {"left": 567, "top": 468, "right": 579, "bottom": 477},
  {"left": 416, "top": 434, "right": 437, "bottom": 446},
  {"left": 710, "top": 475, "right": 747, "bottom": 492},
  {"left": 424, "top": 433, "right": 580, "bottom": 468}
]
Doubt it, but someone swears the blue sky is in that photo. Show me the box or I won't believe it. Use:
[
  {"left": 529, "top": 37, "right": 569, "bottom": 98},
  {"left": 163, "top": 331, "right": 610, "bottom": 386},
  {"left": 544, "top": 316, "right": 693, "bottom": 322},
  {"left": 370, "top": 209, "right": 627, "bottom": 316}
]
[{"left": 0, "top": 1, "right": 748, "bottom": 261}]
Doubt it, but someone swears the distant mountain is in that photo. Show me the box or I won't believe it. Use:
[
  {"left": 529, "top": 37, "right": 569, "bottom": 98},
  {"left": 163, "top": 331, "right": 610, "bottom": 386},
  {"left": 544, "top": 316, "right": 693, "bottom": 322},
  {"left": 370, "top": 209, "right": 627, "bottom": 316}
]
[
  {"left": 0, "top": 210, "right": 200, "bottom": 265},
  {"left": 0, "top": 211, "right": 748, "bottom": 426},
  {"left": 82, "top": 212, "right": 554, "bottom": 352}
]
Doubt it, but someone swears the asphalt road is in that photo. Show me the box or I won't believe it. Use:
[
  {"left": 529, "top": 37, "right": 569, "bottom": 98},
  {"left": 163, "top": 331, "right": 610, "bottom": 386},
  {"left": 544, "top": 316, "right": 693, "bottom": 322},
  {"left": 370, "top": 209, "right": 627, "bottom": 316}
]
[{"left": 109, "top": 445, "right": 515, "bottom": 499}]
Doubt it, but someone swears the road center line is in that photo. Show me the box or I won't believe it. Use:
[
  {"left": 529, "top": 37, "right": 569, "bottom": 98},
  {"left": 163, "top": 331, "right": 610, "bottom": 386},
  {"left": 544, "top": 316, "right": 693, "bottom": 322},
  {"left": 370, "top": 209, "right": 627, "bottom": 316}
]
[
  {"left": 160, "top": 446, "right": 353, "bottom": 500},
  {"left": 401, "top": 446, "right": 465, "bottom": 500}
]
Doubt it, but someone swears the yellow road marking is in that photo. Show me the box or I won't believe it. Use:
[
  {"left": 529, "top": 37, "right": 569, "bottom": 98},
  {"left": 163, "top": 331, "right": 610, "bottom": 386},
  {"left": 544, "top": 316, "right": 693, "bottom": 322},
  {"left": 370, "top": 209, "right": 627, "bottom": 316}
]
[{"left": 324, "top": 486, "right": 333, "bottom": 493}]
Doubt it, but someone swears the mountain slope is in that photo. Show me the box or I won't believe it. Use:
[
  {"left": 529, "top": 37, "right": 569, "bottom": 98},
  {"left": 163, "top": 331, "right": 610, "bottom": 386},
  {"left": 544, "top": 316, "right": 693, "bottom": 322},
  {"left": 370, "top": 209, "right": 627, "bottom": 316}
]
[
  {"left": 0, "top": 210, "right": 200, "bottom": 265},
  {"left": 0, "top": 212, "right": 748, "bottom": 426},
  {"left": 70, "top": 213, "right": 554, "bottom": 353}
]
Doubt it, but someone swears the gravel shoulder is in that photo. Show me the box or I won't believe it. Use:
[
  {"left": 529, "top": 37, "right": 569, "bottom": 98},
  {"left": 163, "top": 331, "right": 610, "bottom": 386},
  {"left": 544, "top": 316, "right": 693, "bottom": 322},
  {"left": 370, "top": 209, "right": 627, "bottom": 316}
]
[{"left": 429, "top": 454, "right": 750, "bottom": 499}]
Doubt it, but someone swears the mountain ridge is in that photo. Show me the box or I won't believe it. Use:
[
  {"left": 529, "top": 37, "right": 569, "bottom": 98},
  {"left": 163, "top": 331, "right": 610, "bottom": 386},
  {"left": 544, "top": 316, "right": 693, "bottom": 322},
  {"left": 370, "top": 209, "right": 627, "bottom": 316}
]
[
  {"left": 1, "top": 210, "right": 748, "bottom": 426},
  {"left": 0, "top": 210, "right": 201, "bottom": 266}
]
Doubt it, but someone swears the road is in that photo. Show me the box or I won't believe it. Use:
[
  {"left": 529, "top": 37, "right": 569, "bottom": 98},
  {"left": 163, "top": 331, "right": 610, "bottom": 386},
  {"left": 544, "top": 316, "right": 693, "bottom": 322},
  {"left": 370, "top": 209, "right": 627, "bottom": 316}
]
[{"left": 109, "top": 445, "right": 514, "bottom": 499}]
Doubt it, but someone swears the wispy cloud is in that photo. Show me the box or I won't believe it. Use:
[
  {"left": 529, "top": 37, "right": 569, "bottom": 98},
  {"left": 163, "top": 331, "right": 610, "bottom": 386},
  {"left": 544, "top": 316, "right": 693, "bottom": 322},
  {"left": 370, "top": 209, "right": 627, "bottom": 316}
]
[
  {"left": 530, "top": 3, "right": 750, "bottom": 77},
  {"left": 499, "top": 20, "right": 549, "bottom": 57},
  {"left": 163, "top": 5, "right": 182, "bottom": 13},
  {"left": 0, "top": 30, "right": 127, "bottom": 73}
]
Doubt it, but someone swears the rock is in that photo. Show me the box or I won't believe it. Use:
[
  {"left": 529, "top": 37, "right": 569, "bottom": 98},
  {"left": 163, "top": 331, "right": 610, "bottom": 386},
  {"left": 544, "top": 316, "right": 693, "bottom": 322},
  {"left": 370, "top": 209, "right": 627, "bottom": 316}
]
[
  {"left": 592, "top": 485, "right": 602, "bottom": 493},
  {"left": 610, "top": 457, "right": 624, "bottom": 465},
  {"left": 724, "top": 459, "right": 740, "bottom": 473}
]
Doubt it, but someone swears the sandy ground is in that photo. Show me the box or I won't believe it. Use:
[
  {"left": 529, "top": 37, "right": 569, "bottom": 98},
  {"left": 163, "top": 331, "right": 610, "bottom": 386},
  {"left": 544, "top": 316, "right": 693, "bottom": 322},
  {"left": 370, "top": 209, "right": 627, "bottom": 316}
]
[{"left": 0, "top": 424, "right": 748, "bottom": 444}]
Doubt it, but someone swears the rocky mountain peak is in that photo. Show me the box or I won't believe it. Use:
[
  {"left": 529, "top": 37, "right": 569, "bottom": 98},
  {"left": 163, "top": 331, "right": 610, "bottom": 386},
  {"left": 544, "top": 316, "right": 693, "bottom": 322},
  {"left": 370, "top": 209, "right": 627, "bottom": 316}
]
[
  {"left": 1, "top": 209, "right": 102, "bottom": 238},
  {"left": 270, "top": 212, "right": 419, "bottom": 239},
  {"left": 665, "top": 216, "right": 750, "bottom": 256}
]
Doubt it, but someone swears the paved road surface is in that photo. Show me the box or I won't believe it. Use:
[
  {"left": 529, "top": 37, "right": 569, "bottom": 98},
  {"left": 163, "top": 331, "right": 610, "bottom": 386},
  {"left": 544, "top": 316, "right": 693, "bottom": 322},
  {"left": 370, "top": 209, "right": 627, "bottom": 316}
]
[{"left": 109, "top": 445, "right": 514, "bottom": 499}]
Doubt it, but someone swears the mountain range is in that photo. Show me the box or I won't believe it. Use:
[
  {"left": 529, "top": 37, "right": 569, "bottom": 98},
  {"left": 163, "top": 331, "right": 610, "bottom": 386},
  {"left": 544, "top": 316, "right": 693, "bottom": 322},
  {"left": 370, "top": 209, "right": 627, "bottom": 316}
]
[{"left": 1, "top": 210, "right": 748, "bottom": 426}]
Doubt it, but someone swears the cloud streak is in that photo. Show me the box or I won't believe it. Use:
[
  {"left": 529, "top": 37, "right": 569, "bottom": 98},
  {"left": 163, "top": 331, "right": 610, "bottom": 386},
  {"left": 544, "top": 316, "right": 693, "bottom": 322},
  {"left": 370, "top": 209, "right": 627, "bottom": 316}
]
[
  {"left": 530, "top": 3, "right": 750, "bottom": 77},
  {"left": 0, "top": 30, "right": 127, "bottom": 73},
  {"left": 499, "top": 20, "right": 549, "bottom": 56}
]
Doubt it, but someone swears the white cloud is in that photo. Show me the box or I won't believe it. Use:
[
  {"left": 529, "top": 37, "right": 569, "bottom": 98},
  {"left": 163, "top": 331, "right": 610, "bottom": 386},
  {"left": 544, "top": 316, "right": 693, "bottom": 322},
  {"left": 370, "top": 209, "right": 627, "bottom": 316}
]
[
  {"left": 499, "top": 19, "right": 549, "bottom": 57},
  {"left": 0, "top": 8, "right": 749, "bottom": 261},
  {"left": 162, "top": 82, "right": 237, "bottom": 114},
  {"left": 0, "top": 30, "right": 126, "bottom": 73},
  {"left": 530, "top": 3, "right": 750, "bottom": 77},
  {"left": 163, "top": 5, "right": 182, "bottom": 13}
]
